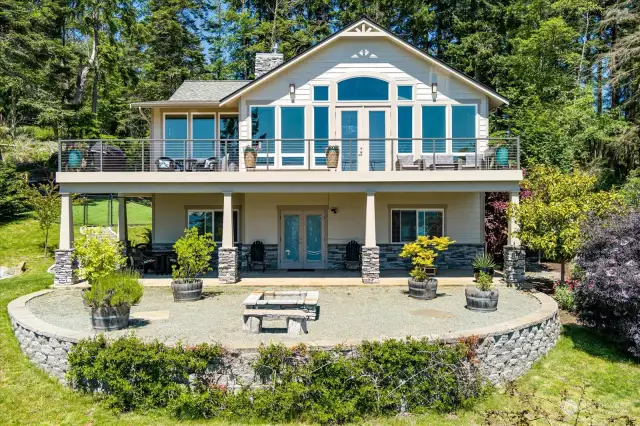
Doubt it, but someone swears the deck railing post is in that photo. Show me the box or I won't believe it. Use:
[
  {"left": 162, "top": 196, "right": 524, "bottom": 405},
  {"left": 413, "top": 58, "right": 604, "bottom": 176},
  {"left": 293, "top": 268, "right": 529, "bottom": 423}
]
[
  {"left": 141, "top": 140, "right": 145, "bottom": 171},
  {"left": 516, "top": 136, "right": 521, "bottom": 169},
  {"left": 99, "top": 140, "right": 103, "bottom": 172},
  {"left": 432, "top": 139, "right": 436, "bottom": 170},
  {"left": 475, "top": 138, "right": 479, "bottom": 170},
  {"left": 266, "top": 140, "right": 270, "bottom": 170},
  {"left": 58, "top": 140, "right": 62, "bottom": 172},
  {"left": 183, "top": 140, "right": 187, "bottom": 171}
]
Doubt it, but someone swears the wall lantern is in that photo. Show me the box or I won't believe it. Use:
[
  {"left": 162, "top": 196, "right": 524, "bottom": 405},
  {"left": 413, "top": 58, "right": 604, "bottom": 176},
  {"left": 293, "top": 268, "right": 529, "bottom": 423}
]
[
  {"left": 289, "top": 83, "right": 296, "bottom": 95},
  {"left": 431, "top": 82, "right": 438, "bottom": 95}
]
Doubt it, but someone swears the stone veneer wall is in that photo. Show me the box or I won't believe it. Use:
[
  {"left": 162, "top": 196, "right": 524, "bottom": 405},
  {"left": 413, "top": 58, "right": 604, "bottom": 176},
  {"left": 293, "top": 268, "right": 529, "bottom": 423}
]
[
  {"left": 10, "top": 290, "right": 560, "bottom": 387},
  {"left": 53, "top": 249, "right": 76, "bottom": 285}
]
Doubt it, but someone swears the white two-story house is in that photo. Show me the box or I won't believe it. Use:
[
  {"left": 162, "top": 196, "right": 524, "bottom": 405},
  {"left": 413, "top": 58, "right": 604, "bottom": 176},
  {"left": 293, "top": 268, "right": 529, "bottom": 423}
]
[{"left": 55, "top": 17, "right": 523, "bottom": 285}]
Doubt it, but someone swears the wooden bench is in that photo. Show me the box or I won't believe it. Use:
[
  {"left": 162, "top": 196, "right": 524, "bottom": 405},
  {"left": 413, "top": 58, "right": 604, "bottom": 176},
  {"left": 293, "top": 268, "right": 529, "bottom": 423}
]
[{"left": 243, "top": 308, "right": 314, "bottom": 336}]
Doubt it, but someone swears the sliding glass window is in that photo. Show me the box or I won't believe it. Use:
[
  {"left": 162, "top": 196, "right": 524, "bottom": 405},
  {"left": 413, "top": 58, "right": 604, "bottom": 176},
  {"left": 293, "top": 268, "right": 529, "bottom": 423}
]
[
  {"left": 451, "top": 105, "right": 476, "bottom": 152},
  {"left": 220, "top": 115, "right": 239, "bottom": 169},
  {"left": 191, "top": 115, "right": 215, "bottom": 159},
  {"left": 397, "top": 106, "right": 413, "bottom": 154},
  {"left": 250, "top": 106, "right": 275, "bottom": 166},
  {"left": 421, "top": 106, "right": 446, "bottom": 154},
  {"left": 313, "top": 106, "right": 329, "bottom": 166},
  {"left": 164, "top": 115, "right": 187, "bottom": 158},
  {"left": 280, "top": 107, "right": 305, "bottom": 167}
]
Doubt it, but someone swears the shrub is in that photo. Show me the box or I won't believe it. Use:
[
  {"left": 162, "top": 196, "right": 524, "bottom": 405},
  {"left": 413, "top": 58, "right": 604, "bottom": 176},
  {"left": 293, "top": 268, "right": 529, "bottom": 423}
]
[
  {"left": 472, "top": 253, "right": 497, "bottom": 270},
  {"left": 68, "top": 336, "right": 485, "bottom": 422},
  {"left": 74, "top": 235, "right": 126, "bottom": 283},
  {"left": 82, "top": 270, "right": 143, "bottom": 308},
  {"left": 553, "top": 281, "right": 576, "bottom": 311},
  {"left": 172, "top": 227, "right": 215, "bottom": 282},
  {"left": 477, "top": 272, "right": 493, "bottom": 291},
  {"left": 573, "top": 211, "right": 640, "bottom": 356},
  {"left": 399, "top": 236, "right": 455, "bottom": 281}
]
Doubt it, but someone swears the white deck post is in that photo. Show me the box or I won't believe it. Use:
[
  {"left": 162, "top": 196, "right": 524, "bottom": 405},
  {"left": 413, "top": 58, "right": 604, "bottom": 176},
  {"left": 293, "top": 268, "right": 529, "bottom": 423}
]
[
  {"left": 54, "top": 193, "right": 76, "bottom": 285},
  {"left": 507, "top": 191, "right": 520, "bottom": 246},
  {"left": 117, "top": 196, "right": 128, "bottom": 243},
  {"left": 219, "top": 191, "right": 238, "bottom": 283},
  {"left": 362, "top": 192, "right": 380, "bottom": 283}
]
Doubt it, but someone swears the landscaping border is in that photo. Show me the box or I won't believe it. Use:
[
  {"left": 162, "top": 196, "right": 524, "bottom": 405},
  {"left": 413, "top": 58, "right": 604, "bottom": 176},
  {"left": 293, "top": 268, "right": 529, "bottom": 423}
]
[{"left": 9, "top": 289, "right": 560, "bottom": 385}]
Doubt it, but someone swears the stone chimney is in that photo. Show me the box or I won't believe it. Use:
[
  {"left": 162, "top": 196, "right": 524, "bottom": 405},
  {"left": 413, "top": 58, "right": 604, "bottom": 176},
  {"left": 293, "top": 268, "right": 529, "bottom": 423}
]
[{"left": 254, "top": 43, "right": 284, "bottom": 78}]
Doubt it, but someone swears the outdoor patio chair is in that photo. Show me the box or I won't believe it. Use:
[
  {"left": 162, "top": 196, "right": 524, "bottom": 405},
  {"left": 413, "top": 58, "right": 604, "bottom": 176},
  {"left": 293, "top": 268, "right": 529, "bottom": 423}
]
[
  {"left": 130, "top": 247, "right": 158, "bottom": 274},
  {"left": 395, "top": 154, "right": 421, "bottom": 171},
  {"left": 245, "top": 241, "right": 267, "bottom": 272},
  {"left": 343, "top": 240, "right": 362, "bottom": 270},
  {"left": 155, "top": 157, "right": 176, "bottom": 171}
]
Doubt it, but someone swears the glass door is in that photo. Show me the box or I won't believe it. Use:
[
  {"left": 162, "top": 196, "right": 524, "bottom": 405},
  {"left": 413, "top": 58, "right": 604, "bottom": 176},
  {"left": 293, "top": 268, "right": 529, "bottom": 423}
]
[
  {"left": 338, "top": 109, "right": 359, "bottom": 171},
  {"left": 364, "top": 108, "right": 389, "bottom": 171},
  {"left": 280, "top": 210, "right": 326, "bottom": 269}
]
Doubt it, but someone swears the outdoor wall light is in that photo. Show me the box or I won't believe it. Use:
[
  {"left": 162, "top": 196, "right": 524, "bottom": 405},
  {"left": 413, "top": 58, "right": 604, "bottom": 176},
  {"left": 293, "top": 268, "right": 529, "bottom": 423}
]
[
  {"left": 331, "top": 207, "right": 338, "bottom": 214},
  {"left": 289, "top": 83, "right": 296, "bottom": 102},
  {"left": 431, "top": 82, "right": 438, "bottom": 95}
]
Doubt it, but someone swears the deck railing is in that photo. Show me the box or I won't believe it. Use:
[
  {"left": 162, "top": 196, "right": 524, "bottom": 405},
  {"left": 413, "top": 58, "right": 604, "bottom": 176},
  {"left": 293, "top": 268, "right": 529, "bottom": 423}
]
[{"left": 58, "top": 137, "right": 520, "bottom": 172}]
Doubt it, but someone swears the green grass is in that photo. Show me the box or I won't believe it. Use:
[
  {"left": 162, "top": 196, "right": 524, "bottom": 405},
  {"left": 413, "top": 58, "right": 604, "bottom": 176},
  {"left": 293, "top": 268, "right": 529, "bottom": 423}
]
[
  {"left": 72, "top": 198, "right": 151, "bottom": 227},
  {"left": 1, "top": 215, "right": 639, "bottom": 425}
]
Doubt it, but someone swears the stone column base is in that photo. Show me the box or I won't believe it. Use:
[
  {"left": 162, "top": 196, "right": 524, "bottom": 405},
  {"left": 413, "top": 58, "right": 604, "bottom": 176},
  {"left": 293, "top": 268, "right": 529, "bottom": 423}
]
[
  {"left": 361, "top": 246, "right": 380, "bottom": 284},
  {"left": 54, "top": 249, "right": 77, "bottom": 286},
  {"left": 503, "top": 245, "right": 526, "bottom": 287},
  {"left": 218, "top": 247, "right": 238, "bottom": 284}
]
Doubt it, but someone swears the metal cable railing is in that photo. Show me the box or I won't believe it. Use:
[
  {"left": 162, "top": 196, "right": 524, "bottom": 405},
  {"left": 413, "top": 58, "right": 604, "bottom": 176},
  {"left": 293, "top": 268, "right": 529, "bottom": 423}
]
[{"left": 58, "top": 137, "right": 520, "bottom": 172}]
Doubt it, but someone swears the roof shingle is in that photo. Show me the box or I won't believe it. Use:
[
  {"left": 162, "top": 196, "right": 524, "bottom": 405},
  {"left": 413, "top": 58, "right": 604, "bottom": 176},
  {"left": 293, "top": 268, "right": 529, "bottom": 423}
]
[{"left": 168, "top": 80, "right": 251, "bottom": 102}]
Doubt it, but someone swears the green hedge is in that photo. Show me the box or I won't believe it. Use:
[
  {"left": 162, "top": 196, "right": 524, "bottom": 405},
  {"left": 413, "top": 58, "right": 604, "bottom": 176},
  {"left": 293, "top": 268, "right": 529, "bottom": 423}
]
[{"left": 68, "top": 335, "right": 486, "bottom": 423}]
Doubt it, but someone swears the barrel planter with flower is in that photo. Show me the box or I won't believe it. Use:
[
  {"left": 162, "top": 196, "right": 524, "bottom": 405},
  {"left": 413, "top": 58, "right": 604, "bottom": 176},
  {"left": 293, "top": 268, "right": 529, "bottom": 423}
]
[
  {"left": 399, "top": 236, "right": 454, "bottom": 301},
  {"left": 82, "top": 270, "right": 143, "bottom": 331},
  {"left": 171, "top": 227, "right": 215, "bottom": 303},
  {"left": 244, "top": 147, "right": 257, "bottom": 169},
  {"left": 325, "top": 145, "right": 340, "bottom": 169}
]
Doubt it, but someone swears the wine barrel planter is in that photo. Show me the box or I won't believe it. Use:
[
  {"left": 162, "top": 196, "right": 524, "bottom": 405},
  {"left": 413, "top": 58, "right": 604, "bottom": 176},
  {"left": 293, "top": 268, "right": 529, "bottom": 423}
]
[
  {"left": 465, "top": 287, "right": 499, "bottom": 312},
  {"left": 408, "top": 278, "right": 438, "bottom": 300},
  {"left": 172, "top": 279, "right": 203, "bottom": 302},
  {"left": 326, "top": 147, "right": 340, "bottom": 169},
  {"left": 244, "top": 149, "right": 257, "bottom": 169},
  {"left": 91, "top": 306, "right": 131, "bottom": 331}
]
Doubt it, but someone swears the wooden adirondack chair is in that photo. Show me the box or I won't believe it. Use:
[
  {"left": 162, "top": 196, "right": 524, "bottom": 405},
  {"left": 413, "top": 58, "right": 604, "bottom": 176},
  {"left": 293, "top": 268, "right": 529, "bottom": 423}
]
[
  {"left": 245, "top": 241, "right": 267, "bottom": 272},
  {"left": 343, "top": 240, "right": 362, "bottom": 271}
]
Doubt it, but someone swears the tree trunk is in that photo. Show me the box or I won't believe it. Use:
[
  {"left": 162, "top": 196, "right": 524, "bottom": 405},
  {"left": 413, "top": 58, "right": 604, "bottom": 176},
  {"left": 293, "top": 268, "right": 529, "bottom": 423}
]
[
  {"left": 72, "top": 17, "right": 98, "bottom": 106},
  {"left": 91, "top": 17, "right": 99, "bottom": 114},
  {"left": 560, "top": 259, "right": 566, "bottom": 285},
  {"left": 44, "top": 228, "right": 49, "bottom": 257}
]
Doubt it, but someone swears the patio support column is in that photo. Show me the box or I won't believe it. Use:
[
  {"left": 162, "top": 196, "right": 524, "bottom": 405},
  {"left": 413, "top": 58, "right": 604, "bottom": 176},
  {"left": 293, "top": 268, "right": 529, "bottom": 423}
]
[
  {"left": 504, "top": 190, "right": 526, "bottom": 287},
  {"left": 54, "top": 193, "right": 76, "bottom": 286},
  {"left": 218, "top": 191, "right": 238, "bottom": 284},
  {"left": 117, "top": 196, "right": 128, "bottom": 243},
  {"left": 362, "top": 192, "right": 380, "bottom": 284}
]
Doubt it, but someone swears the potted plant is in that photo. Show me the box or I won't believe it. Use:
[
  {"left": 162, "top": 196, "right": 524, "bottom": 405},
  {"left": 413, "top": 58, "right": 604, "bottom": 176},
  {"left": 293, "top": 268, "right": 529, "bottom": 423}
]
[
  {"left": 325, "top": 145, "right": 340, "bottom": 169},
  {"left": 83, "top": 269, "right": 143, "bottom": 331},
  {"left": 244, "top": 146, "right": 257, "bottom": 169},
  {"left": 472, "top": 253, "right": 497, "bottom": 282},
  {"left": 171, "top": 227, "right": 215, "bottom": 302},
  {"left": 465, "top": 271, "right": 499, "bottom": 312},
  {"left": 399, "top": 236, "right": 454, "bottom": 300}
]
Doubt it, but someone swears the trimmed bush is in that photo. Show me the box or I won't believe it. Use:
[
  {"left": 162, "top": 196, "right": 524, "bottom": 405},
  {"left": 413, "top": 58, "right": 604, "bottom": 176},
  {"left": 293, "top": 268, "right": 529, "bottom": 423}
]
[
  {"left": 68, "top": 335, "right": 486, "bottom": 422},
  {"left": 574, "top": 211, "right": 640, "bottom": 356},
  {"left": 74, "top": 235, "right": 126, "bottom": 283}
]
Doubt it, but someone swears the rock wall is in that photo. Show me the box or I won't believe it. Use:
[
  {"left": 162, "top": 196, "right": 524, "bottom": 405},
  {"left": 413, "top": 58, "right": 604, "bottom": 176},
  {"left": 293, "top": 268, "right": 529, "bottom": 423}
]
[{"left": 9, "top": 290, "right": 560, "bottom": 387}]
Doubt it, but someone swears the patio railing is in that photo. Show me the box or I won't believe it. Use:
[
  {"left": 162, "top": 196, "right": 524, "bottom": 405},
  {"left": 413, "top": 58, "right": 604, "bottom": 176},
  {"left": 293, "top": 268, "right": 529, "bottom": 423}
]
[{"left": 58, "top": 137, "right": 520, "bottom": 172}]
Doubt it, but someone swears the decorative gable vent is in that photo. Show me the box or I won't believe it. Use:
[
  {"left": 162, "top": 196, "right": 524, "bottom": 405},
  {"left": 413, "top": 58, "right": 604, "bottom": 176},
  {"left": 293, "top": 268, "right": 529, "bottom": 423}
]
[
  {"left": 350, "top": 49, "right": 378, "bottom": 59},
  {"left": 348, "top": 22, "right": 380, "bottom": 33}
]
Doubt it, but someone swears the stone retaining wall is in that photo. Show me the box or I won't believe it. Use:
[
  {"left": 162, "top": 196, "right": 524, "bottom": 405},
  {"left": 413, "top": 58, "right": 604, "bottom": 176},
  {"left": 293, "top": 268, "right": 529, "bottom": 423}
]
[{"left": 9, "top": 290, "right": 560, "bottom": 387}]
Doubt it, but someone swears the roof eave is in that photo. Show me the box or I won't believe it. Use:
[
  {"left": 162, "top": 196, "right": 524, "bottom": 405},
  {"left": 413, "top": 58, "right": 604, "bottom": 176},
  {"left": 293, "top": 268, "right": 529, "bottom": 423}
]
[{"left": 130, "top": 101, "right": 221, "bottom": 108}]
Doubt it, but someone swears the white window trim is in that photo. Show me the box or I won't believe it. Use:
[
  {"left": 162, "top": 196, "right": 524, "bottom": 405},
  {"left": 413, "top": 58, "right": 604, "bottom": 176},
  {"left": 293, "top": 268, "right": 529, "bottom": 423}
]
[
  {"left": 279, "top": 105, "right": 308, "bottom": 169},
  {"left": 311, "top": 84, "right": 330, "bottom": 102},
  {"left": 187, "top": 209, "right": 240, "bottom": 244},
  {"left": 162, "top": 112, "right": 189, "bottom": 158},
  {"left": 249, "top": 105, "right": 277, "bottom": 169},
  {"left": 390, "top": 208, "right": 445, "bottom": 243},
  {"left": 190, "top": 112, "right": 217, "bottom": 160},
  {"left": 311, "top": 105, "right": 331, "bottom": 169}
]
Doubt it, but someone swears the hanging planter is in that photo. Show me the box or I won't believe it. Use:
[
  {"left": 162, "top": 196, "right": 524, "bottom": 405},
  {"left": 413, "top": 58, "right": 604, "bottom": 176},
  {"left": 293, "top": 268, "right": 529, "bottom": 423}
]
[
  {"left": 244, "top": 147, "right": 257, "bottom": 169},
  {"left": 325, "top": 145, "right": 340, "bottom": 169}
]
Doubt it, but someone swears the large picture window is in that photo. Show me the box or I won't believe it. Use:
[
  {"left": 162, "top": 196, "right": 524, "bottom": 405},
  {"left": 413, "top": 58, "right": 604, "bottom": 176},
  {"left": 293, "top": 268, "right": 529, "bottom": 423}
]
[
  {"left": 188, "top": 210, "right": 239, "bottom": 243},
  {"left": 164, "top": 114, "right": 187, "bottom": 158},
  {"left": 280, "top": 107, "right": 305, "bottom": 166},
  {"left": 250, "top": 106, "right": 275, "bottom": 166},
  {"left": 191, "top": 115, "right": 215, "bottom": 159},
  {"left": 421, "top": 106, "right": 446, "bottom": 154},
  {"left": 337, "top": 77, "right": 389, "bottom": 101},
  {"left": 451, "top": 105, "right": 476, "bottom": 152},
  {"left": 391, "top": 209, "right": 444, "bottom": 243}
]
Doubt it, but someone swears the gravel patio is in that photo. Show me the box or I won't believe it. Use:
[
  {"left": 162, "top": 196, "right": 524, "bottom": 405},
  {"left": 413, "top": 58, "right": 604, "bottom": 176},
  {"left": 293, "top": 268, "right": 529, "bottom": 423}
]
[{"left": 27, "top": 286, "right": 540, "bottom": 347}]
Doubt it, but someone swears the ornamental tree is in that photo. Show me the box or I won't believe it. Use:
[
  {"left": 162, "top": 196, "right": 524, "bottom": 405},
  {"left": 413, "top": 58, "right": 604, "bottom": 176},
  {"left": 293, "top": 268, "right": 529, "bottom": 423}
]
[
  {"left": 21, "top": 181, "right": 60, "bottom": 257},
  {"left": 399, "top": 236, "right": 455, "bottom": 281},
  {"left": 573, "top": 211, "right": 640, "bottom": 356},
  {"left": 509, "top": 165, "right": 621, "bottom": 283},
  {"left": 172, "top": 227, "right": 215, "bottom": 282},
  {"left": 74, "top": 234, "right": 126, "bottom": 283}
]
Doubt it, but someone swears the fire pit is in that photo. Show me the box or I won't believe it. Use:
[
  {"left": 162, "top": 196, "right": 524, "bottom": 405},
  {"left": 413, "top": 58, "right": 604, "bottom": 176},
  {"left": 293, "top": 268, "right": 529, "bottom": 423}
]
[{"left": 242, "top": 290, "right": 320, "bottom": 336}]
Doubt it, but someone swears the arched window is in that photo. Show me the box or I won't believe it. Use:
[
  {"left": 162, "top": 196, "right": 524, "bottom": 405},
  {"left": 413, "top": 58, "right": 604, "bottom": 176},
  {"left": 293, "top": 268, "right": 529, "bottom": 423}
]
[{"left": 337, "top": 77, "right": 389, "bottom": 101}]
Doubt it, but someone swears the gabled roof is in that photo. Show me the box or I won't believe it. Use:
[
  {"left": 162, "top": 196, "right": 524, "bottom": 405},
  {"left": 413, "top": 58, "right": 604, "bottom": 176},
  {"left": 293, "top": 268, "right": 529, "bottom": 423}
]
[
  {"left": 169, "top": 80, "right": 251, "bottom": 102},
  {"left": 219, "top": 16, "right": 509, "bottom": 107}
]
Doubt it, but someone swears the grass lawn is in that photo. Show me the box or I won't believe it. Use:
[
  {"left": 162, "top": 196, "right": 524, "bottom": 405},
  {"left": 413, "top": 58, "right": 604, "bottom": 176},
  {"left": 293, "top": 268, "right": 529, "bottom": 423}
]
[
  {"left": 72, "top": 198, "right": 152, "bottom": 227},
  {"left": 1, "top": 215, "right": 639, "bottom": 425}
]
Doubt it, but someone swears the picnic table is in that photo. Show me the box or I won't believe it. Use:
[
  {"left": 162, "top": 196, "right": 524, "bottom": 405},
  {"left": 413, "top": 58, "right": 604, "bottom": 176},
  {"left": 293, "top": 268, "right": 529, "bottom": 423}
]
[{"left": 242, "top": 290, "right": 320, "bottom": 336}]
